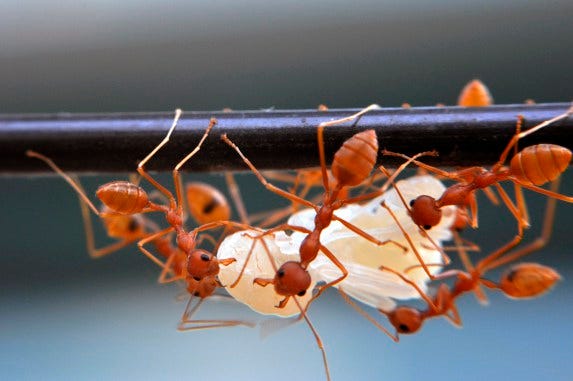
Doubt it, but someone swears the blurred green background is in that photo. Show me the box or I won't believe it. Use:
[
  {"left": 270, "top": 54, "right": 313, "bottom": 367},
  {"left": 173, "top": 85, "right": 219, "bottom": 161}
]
[{"left": 1, "top": 1, "right": 572, "bottom": 380}]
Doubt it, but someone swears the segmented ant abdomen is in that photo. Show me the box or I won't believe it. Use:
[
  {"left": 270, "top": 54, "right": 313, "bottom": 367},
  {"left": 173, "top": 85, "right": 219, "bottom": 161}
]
[
  {"left": 185, "top": 182, "right": 231, "bottom": 224},
  {"left": 274, "top": 261, "right": 311, "bottom": 297},
  {"left": 409, "top": 195, "right": 442, "bottom": 229},
  {"left": 457, "top": 79, "right": 493, "bottom": 107},
  {"left": 510, "top": 144, "right": 571, "bottom": 186},
  {"left": 101, "top": 210, "right": 145, "bottom": 239},
  {"left": 332, "top": 129, "right": 378, "bottom": 187},
  {"left": 96, "top": 181, "right": 149, "bottom": 215},
  {"left": 387, "top": 306, "right": 423, "bottom": 334},
  {"left": 499, "top": 263, "right": 561, "bottom": 299},
  {"left": 187, "top": 249, "right": 219, "bottom": 281}
]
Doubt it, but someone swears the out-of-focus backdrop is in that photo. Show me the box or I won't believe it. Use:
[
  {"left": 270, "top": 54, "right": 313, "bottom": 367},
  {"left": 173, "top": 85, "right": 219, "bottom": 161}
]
[{"left": 1, "top": 1, "right": 572, "bottom": 380}]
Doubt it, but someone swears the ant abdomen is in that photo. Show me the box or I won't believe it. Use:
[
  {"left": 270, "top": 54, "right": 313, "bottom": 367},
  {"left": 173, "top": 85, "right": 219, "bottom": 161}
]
[
  {"left": 332, "top": 129, "right": 378, "bottom": 187},
  {"left": 499, "top": 262, "right": 561, "bottom": 299},
  {"left": 457, "top": 79, "right": 493, "bottom": 107},
  {"left": 185, "top": 182, "right": 231, "bottom": 223},
  {"left": 510, "top": 144, "right": 572, "bottom": 186},
  {"left": 96, "top": 181, "right": 150, "bottom": 215}
]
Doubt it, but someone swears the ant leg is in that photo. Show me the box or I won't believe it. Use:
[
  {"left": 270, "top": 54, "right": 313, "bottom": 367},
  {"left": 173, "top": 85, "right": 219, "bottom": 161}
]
[
  {"left": 177, "top": 295, "right": 255, "bottom": 331},
  {"left": 331, "top": 215, "right": 409, "bottom": 252},
  {"left": 224, "top": 172, "right": 251, "bottom": 225},
  {"left": 482, "top": 178, "right": 560, "bottom": 271},
  {"left": 173, "top": 118, "right": 218, "bottom": 214},
  {"left": 338, "top": 288, "right": 398, "bottom": 342},
  {"left": 379, "top": 266, "right": 438, "bottom": 311},
  {"left": 26, "top": 150, "right": 101, "bottom": 215},
  {"left": 452, "top": 230, "right": 488, "bottom": 305},
  {"left": 304, "top": 243, "right": 348, "bottom": 307},
  {"left": 475, "top": 234, "right": 523, "bottom": 274},
  {"left": 382, "top": 149, "right": 461, "bottom": 180},
  {"left": 137, "top": 227, "right": 175, "bottom": 269},
  {"left": 137, "top": 109, "right": 182, "bottom": 208},
  {"left": 291, "top": 297, "right": 331, "bottom": 381},
  {"left": 494, "top": 183, "right": 527, "bottom": 233},
  {"left": 338, "top": 150, "right": 438, "bottom": 206},
  {"left": 482, "top": 186, "right": 500, "bottom": 205},
  {"left": 221, "top": 134, "right": 316, "bottom": 209},
  {"left": 493, "top": 107, "right": 573, "bottom": 171}
]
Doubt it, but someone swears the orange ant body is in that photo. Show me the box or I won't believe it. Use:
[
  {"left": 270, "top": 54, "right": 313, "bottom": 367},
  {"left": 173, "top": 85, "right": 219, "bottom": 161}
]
[
  {"left": 458, "top": 79, "right": 493, "bottom": 107},
  {"left": 28, "top": 111, "right": 249, "bottom": 284},
  {"left": 384, "top": 107, "right": 573, "bottom": 235},
  {"left": 222, "top": 106, "right": 431, "bottom": 309},
  {"left": 377, "top": 177, "right": 563, "bottom": 339}
]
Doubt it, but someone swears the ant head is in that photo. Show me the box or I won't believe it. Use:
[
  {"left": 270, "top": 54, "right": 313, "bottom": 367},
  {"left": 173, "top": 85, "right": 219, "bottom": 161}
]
[
  {"left": 273, "top": 261, "right": 312, "bottom": 297},
  {"left": 186, "top": 276, "right": 218, "bottom": 298},
  {"left": 409, "top": 195, "right": 442, "bottom": 230},
  {"left": 499, "top": 263, "right": 561, "bottom": 299},
  {"left": 388, "top": 306, "right": 423, "bottom": 334},
  {"left": 187, "top": 249, "right": 219, "bottom": 281}
]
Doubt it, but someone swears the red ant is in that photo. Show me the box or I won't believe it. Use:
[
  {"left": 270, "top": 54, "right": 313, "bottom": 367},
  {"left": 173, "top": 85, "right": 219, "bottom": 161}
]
[
  {"left": 222, "top": 105, "right": 436, "bottom": 310},
  {"left": 383, "top": 107, "right": 573, "bottom": 257},
  {"left": 457, "top": 79, "right": 493, "bottom": 107},
  {"left": 341, "top": 178, "right": 562, "bottom": 339}
]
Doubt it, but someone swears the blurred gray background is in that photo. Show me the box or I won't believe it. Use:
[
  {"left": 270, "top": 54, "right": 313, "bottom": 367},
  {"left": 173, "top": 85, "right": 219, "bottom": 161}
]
[{"left": 1, "top": 1, "right": 572, "bottom": 380}]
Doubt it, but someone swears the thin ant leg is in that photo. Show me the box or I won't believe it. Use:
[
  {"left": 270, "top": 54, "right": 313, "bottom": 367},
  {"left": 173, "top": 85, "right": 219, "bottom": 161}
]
[
  {"left": 292, "top": 297, "right": 331, "bottom": 381},
  {"left": 26, "top": 150, "right": 101, "bottom": 215},
  {"left": 378, "top": 266, "right": 438, "bottom": 311},
  {"left": 452, "top": 230, "right": 488, "bottom": 304},
  {"left": 380, "top": 201, "right": 443, "bottom": 279},
  {"left": 221, "top": 134, "right": 316, "bottom": 210},
  {"left": 225, "top": 172, "right": 251, "bottom": 224},
  {"left": 493, "top": 183, "right": 526, "bottom": 235},
  {"left": 482, "top": 186, "right": 500, "bottom": 205},
  {"left": 177, "top": 295, "right": 255, "bottom": 331},
  {"left": 482, "top": 178, "right": 560, "bottom": 271},
  {"left": 173, "top": 117, "right": 218, "bottom": 214},
  {"left": 338, "top": 151, "right": 438, "bottom": 206},
  {"left": 305, "top": 243, "right": 348, "bottom": 307},
  {"left": 382, "top": 149, "right": 463, "bottom": 181},
  {"left": 493, "top": 106, "right": 573, "bottom": 171},
  {"left": 137, "top": 227, "right": 176, "bottom": 269},
  {"left": 337, "top": 288, "right": 398, "bottom": 342},
  {"left": 331, "top": 215, "right": 409, "bottom": 252},
  {"left": 137, "top": 109, "right": 182, "bottom": 209}
]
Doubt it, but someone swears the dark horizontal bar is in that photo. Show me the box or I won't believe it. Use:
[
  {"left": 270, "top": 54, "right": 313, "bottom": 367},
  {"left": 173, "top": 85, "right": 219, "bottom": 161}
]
[{"left": 2, "top": 103, "right": 572, "bottom": 174}]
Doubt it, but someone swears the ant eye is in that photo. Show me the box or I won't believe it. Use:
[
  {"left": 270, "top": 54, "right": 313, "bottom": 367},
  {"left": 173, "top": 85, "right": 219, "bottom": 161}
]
[
  {"left": 193, "top": 276, "right": 201, "bottom": 281},
  {"left": 200, "top": 253, "right": 210, "bottom": 261},
  {"left": 297, "top": 290, "right": 306, "bottom": 296},
  {"left": 277, "top": 269, "right": 285, "bottom": 278},
  {"left": 194, "top": 291, "right": 200, "bottom": 297},
  {"left": 399, "top": 324, "right": 410, "bottom": 333},
  {"left": 423, "top": 225, "right": 432, "bottom": 230},
  {"left": 409, "top": 199, "right": 415, "bottom": 207}
]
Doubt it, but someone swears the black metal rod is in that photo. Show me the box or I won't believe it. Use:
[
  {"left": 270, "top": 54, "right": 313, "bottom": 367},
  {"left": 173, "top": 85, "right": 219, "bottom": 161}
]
[{"left": 2, "top": 103, "right": 572, "bottom": 174}]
